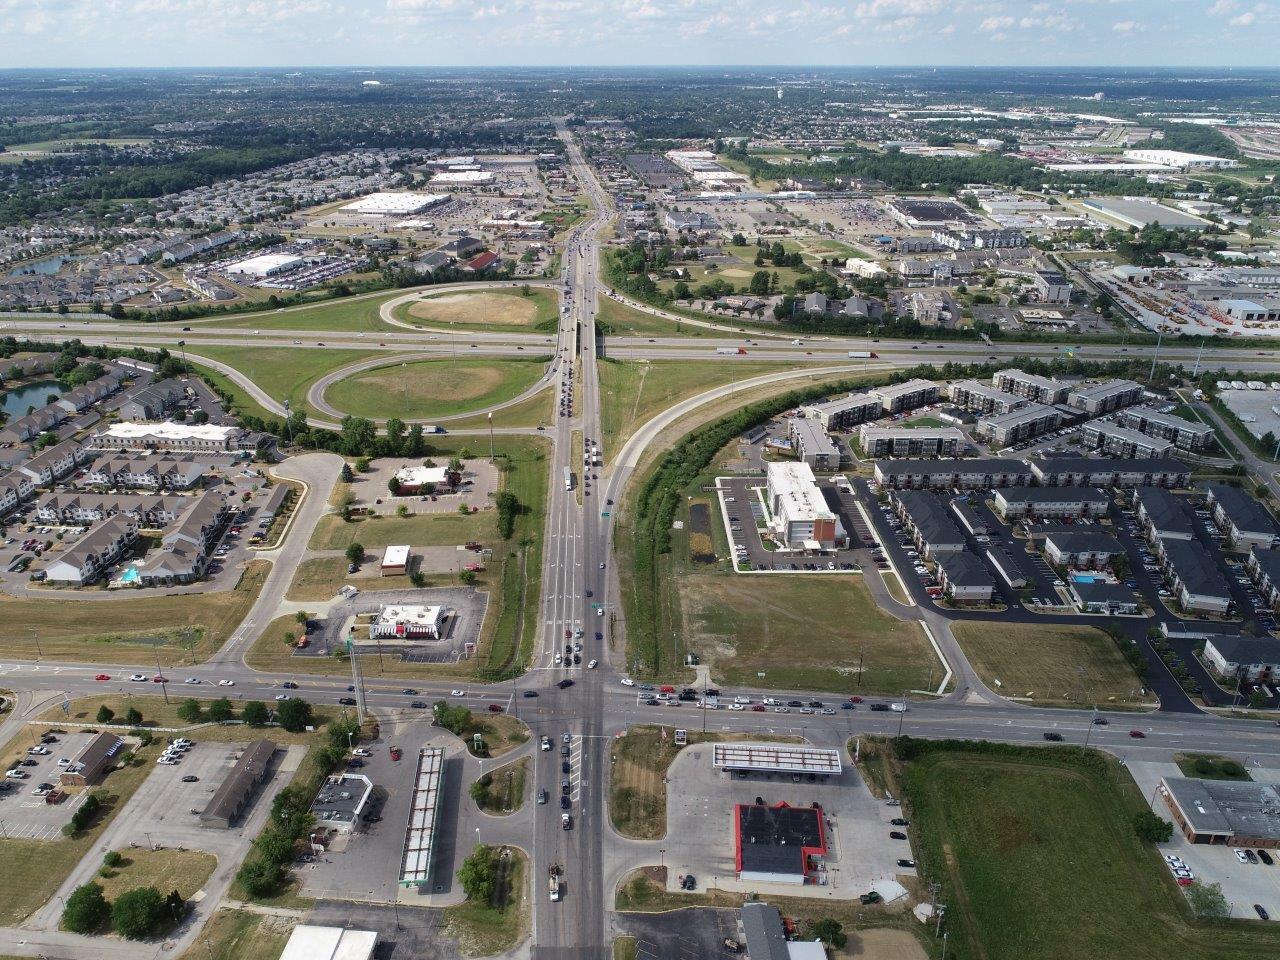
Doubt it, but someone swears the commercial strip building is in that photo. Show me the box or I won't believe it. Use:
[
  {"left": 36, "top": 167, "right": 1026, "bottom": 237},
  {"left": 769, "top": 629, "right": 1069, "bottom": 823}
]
[
  {"left": 1206, "top": 484, "right": 1280, "bottom": 551},
  {"left": 872, "top": 457, "right": 1032, "bottom": 491},
  {"left": 857, "top": 425, "right": 964, "bottom": 458},
  {"left": 1156, "top": 537, "right": 1233, "bottom": 614},
  {"left": 1080, "top": 421, "right": 1175, "bottom": 459},
  {"left": 947, "top": 379, "right": 1026, "bottom": 416},
  {"left": 1160, "top": 778, "right": 1280, "bottom": 848},
  {"left": 992, "top": 486, "right": 1110, "bottom": 521},
  {"left": 735, "top": 802, "right": 828, "bottom": 885},
  {"left": 765, "top": 462, "right": 843, "bottom": 551},
  {"left": 712, "top": 744, "right": 842, "bottom": 778},
  {"left": 368, "top": 604, "right": 447, "bottom": 641},
  {"left": 788, "top": 419, "right": 840, "bottom": 471},
  {"left": 1028, "top": 456, "right": 1190, "bottom": 489},
  {"left": 1043, "top": 531, "right": 1125, "bottom": 569},
  {"left": 200, "top": 739, "right": 277, "bottom": 829},
  {"left": 60, "top": 733, "right": 125, "bottom": 787},
  {"left": 993, "top": 368, "right": 1069, "bottom": 405},
  {"left": 1067, "top": 380, "right": 1144, "bottom": 416},
  {"left": 400, "top": 747, "right": 445, "bottom": 890},
  {"left": 976, "top": 403, "right": 1062, "bottom": 446},
  {"left": 1116, "top": 406, "right": 1215, "bottom": 452}
]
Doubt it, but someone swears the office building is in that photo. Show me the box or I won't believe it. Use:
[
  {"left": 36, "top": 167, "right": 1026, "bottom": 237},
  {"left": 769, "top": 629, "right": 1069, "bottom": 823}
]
[{"left": 766, "top": 462, "right": 842, "bottom": 550}]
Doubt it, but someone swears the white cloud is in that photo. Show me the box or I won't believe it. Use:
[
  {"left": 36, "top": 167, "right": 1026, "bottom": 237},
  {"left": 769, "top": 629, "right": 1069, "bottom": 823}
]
[
  {"left": 980, "top": 14, "right": 1014, "bottom": 30},
  {"left": 1112, "top": 17, "right": 1141, "bottom": 30}
]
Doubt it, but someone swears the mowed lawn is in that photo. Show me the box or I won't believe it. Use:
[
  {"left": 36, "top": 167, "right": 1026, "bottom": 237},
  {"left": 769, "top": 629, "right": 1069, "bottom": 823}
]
[
  {"left": 210, "top": 289, "right": 408, "bottom": 332},
  {"left": 679, "top": 574, "right": 936, "bottom": 694},
  {"left": 96, "top": 848, "right": 217, "bottom": 902},
  {"left": 322, "top": 357, "right": 547, "bottom": 420},
  {"left": 595, "top": 295, "right": 709, "bottom": 337},
  {"left": 904, "top": 749, "right": 1280, "bottom": 960},
  {"left": 400, "top": 288, "right": 558, "bottom": 332},
  {"left": 0, "top": 561, "right": 268, "bottom": 664},
  {"left": 189, "top": 345, "right": 378, "bottom": 415},
  {"left": 311, "top": 509, "right": 495, "bottom": 551},
  {"left": 951, "top": 621, "right": 1154, "bottom": 707},
  {"left": 598, "top": 359, "right": 812, "bottom": 453}
]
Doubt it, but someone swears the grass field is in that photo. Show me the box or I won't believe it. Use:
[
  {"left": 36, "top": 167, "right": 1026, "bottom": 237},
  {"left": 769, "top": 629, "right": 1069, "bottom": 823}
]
[
  {"left": 446, "top": 385, "right": 554, "bottom": 430},
  {"left": 0, "top": 561, "right": 268, "bottom": 665},
  {"left": 322, "top": 357, "right": 547, "bottom": 420},
  {"left": 609, "top": 726, "right": 802, "bottom": 839},
  {"left": 442, "top": 845, "right": 528, "bottom": 957},
  {"left": 176, "top": 909, "right": 294, "bottom": 960},
  {"left": 472, "top": 757, "right": 528, "bottom": 814},
  {"left": 209, "top": 289, "right": 407, "bottom": 332},
  {"left": 285, "top": 556, "right": 418, "bottom": 602},
  {"left": 95, "top": 847, "right": 217, "bottom": 902},
  {"left": 0, "top": 739, "right": 164, "bottom": 924},
  {"left": 189, "top": 345, "right": 377, "bottom": 416},
  {"left": 311, "top": 509, "right": 493, "bottom": 551},
  {"left": 595, "top": 295, "right": 710, "bottom": 337},
  {"left": 679, "top": 574, "right": 937, "bottom": 695},
  {"left": 1175, "top": 753, "right": 1252, "bottom": 780},
  {"left": 401, "top": 288, "right": 558, "bottom": 333},
  {"left": 951, "top": 621, "right": 1154, "bottom": 707},
  {"left": 902, "top": 744, "right": 1280, "bottom": 960},
  {"left": 598, "top": 358, "right": 811, "bottom": 453}
]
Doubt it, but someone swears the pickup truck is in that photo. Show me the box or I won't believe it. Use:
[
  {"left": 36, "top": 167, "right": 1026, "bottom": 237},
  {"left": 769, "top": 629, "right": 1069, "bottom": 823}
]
[{"left": 549, "top": 864, "right": 562, "bottom": 902}]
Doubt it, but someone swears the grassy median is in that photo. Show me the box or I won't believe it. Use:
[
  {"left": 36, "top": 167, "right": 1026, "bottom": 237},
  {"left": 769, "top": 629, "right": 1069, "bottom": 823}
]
[{"left": 322, "top": 357, "right": 548, "bottom": 420}]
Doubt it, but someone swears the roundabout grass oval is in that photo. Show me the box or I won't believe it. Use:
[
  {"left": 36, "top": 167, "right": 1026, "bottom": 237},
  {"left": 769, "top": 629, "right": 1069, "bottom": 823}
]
[
  {"left": 322, "top": 356, "right": 549, "bottom": 420},
  {"left": 395, "top": 288, "right": 559, "bottom": 333}
]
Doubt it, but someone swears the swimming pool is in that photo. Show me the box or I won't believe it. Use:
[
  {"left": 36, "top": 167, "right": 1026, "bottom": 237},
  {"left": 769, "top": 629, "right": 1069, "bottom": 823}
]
[
  {"left": 1070, "top": 573, "right": 1101, "bottom": 585},
  {"left": 119, "top": 564, "right": 141, "bottom": 585}
]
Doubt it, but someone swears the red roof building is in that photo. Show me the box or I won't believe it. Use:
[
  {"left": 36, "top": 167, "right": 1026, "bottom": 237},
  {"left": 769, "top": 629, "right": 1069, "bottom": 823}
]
[{"left": 462, "top": 251, "right": 500, "bottom": 273}]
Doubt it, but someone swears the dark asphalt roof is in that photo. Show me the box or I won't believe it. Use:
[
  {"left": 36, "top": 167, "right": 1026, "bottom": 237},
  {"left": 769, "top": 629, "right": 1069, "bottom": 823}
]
[{"left": 737, "top": 803, "right": 823, "bottom": 877}]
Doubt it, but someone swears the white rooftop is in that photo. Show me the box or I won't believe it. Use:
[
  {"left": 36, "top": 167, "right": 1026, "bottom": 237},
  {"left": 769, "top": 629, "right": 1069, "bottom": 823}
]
[
  {"left": 395, "top": 465, "right": 449, "bottom": 487},
  {"left": 381, "top": 544, "right": 411, "bottom": 567},
  {"left": 99, "top": 422, "right": 239, "bottom": 442},
  {"left": 766, "top": 462, "right": 835, "bottom": 521},
  {"left": 430, "top": 170, "right": 494, "bottom": 183},
  {"left": 375, "top": 604, "right": 443, "bottom": 628},
  {"left": 341, "top": 192, "right": 449, "bottom": 215},
  {"left": 225, "top": 253, "right": 303, "bottom": 276},
  {"left": 279, "top": 925, "right": 377, "bottom": 960}
]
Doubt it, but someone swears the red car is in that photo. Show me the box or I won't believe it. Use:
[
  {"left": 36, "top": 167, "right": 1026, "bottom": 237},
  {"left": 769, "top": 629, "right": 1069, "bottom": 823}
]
[
  {"left": 848, "top": 696, "right": 864, "bottom": 704},
  {"left": 488, "top": 704, "right": 504, "bottom": 713},
  {"left": 751, "top": 704, "right": 766, "bottom": 712},
  {"left": 152, "top": 676, "right": 168, "bottom": 683},
  {"left": 1129, "top": 730, "right": 1146, "bottom": 738},
  {"left": 94, "top": 674, "right": 111, "bottom": 681},
  {"left": 390, "top": 746, "right": 402, "bottom": 761}
]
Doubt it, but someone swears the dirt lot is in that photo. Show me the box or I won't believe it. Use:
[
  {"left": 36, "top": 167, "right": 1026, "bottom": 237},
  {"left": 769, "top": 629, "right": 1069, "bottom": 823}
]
[{"left": 407, "top": 291, "right": 539, "bottom": 326}]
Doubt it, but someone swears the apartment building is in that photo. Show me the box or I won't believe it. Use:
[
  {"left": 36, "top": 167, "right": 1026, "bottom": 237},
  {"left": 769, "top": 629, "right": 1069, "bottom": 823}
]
[
  {"left": 87, "top": 455, "right": 207, "bottom": 491},
  {"left": 936, "top": 552, "right": 995, "bottom": 604},
  {"left": 1247, "top": 548, "right": 1280, "bottom": 613},
  {"left": 875, "top": 378, "right": 940, "bottom": 415},
  {"left": 992, "top": 368, "right": 1068, "bottom": 405},
  {"left": 1157, "top": 537, "right": 1233, "bottom": 614},
  {"left": 947, "top": 379, "right": 1026, "bottom": 416},
  {"left": 0, "top": 471, "right": 36, "bottom": 516},
  {"left": 1133, "top": 487, "right": 1194, "bottom": 542},
  {"left": 992, "top": 486, "right": 1111, "bottom": 521},
  {"left": 799, "top": 392, "right": 882, "bottom": 431},
  {"left": 1116, "top": 405, "right": 1215, "bottom": 452},
  {"left": 1081, "top": 421, "right": 1174, "bottom": 459},
  {"left": 891, "top": 490, "right": 967, "bottom": 558},
  {"left": 17, "top": 440, "right": 91, "bottom": 487},
  {"left": 1028, "top": 456, "right": 1190, "bottom": 489},
  {"left": 42, "top": 516, "right": 139, "bottom": 586},
  {"left": 1206, "top": 484, "right": 1280, "bottom": 551},
  {"left": 1043, "top": 531, "right": 1125, "bottom": 569},
  {"left": 788, "top": 419, "right": 840, "bottom": 471},
  {"left": 1067, "top": 379, "right": 1144, "bottom": 416},
  {"left": 858, "top": 425, "right": 964, "bottom": 458},
  {"left": 873, "top": 458, "right": 1033, "bottom": 491},
  {"left": 976, "top": 403, "right": 1062, "bottom": 446}
]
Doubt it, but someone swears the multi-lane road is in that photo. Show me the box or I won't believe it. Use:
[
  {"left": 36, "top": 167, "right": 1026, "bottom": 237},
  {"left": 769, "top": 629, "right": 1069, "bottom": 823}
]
[{"left": 4, "top": 130, "right": 1280, "bottom": 959}]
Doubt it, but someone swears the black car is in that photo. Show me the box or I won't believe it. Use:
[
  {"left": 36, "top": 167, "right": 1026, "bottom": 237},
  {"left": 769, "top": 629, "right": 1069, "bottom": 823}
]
[
  {"left": 561, "top": 779, "right": 571, "bottom": 795},
  {"left": 411, "top": 700, "right": 428, "bottom": 709},
  {"left": 560, "top": 795, "right": 571, "bottom": 810},
  {"left": 896, "top": 858, "right": 916, "bottom": 868},
  {"left": 1043, "top": 732, "right": 1064, "bottom": 742},
  {"left": 348, "top": 759, "right": 365, "bottom": 768},
  {"left": 338, "top": 697, "right": 357, "bottom": 706},
  {"left": 807, "top": 700, "right": 823, "bottom": 709},
  {"left": 890, "top": 818, "right": 909, "bottom": 827},
  {"left": 522, "top": 690, "right": 539, "bottom": 698},
  {"left": 562, "top": 761, "right": 571, "bottom": 774},
  {"left": 1260, "top": 849, "right": 1275, "bottom": 866},
  {"left": 362, "top": 814, "right": 382, "bottom": 824},
  {"left": 1256, "top": 904, "right": 1271, "bottom": 921},
  {"left": 558, "top": 678, "right": 575, "bottom": 689},
  {"left": 572, "top": 653, "right": 581, "bottom": 664},
  {"left": 1091, "top": 717, "right": 1109, "bottom": 725},
  {"left": 402, "top": 688, "right": 418, "bottom": 696},
  {"left": 890, "top": 831, "right": 908, "bottom": 840},
  {"left": 869, "top": 703, "right": 889, "bottom": 712},
  {"left": 281, "top": 681, "right": 298, "bottom": 689},
  {"left": 787, "top": 700, "right": 804, "bottom": 708},
  {"left": 181, "top": 775, "right": 199, "bottom": 783}
]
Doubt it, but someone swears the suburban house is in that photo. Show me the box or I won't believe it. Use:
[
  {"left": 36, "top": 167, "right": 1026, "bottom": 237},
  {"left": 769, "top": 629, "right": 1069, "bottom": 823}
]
[
  {"left": 1206, "top": 484, "right": 1280, "bottom": 552},
  {"left": 1043, "top": 531, "right": 1125, "bottom": 569},
  {"left": 42, "top": 516, "right": 138, "bottom": 586}
]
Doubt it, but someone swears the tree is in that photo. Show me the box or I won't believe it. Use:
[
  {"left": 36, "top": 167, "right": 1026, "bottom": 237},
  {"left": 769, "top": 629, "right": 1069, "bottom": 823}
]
[
  {"left": 457, "top": 845, "right": 495, "bottom": 902},
  {"left": 459, "top": 569, "right": 477, "bottom": 586},
  {"left": 388, "top": 476, "right": 401, "bottom": 496},
  {"left": 208, "top": 698, "right": 233, "bottom": 723},
  {"left": 242, "top": 701, "right": 269, "bottom": 727},
  {"left": 812, "top": 918, "right": 847, "bottom": 949},
  {"left": 95, "top": 705, "right": 115, "bottom": 723},
  {"left": 276, "top": 698, "right": 314, "bottom": 733},
  {"left": 102, "top": 851, "right": 124, "bottom": 869},
  {"left": 340, "top": 462, "right": 354, "bottom": 483},
  {"left": 432, "top": 700, "right": 471, "bottom": 735},
  {"left": 235, "top": 858, "right": 285, "bottom": 898},
  {"left": 1133, "top": 810, "right": 1173, "bottom": 843},
  {"left": 111, "top": 886, "right": 167, "bottom": 939},
  {"left": 469, "top": 775, "right": 491, "bottom": 808},
  {"left": 124, "top": 707, "right": 143, "bottom": 726},
  {"left": 345, "top": 542, "right": 364, "bottom": 567},
  {"left": 62, "top": 882, "right": 111, "bottom": 934},
  {"left": 1186, "top": 880, "right": 1230, "bottom": 920},
  {"left": 176, "top": 699, "right": 202, "bottom": 723},
  {"left": 295, "top": 610, "right": 310, "bottom": 629},
  {"left": 354, "top": 455, "right": 372, "bottom": 472}
]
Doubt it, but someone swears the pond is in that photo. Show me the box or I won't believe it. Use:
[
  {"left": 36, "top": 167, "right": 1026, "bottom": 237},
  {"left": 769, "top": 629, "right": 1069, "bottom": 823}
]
[
  {"left": 7, "top": 255, "right": 78, "bottom": 278},
  {"left": 0, "top": 379, "right": 63, "bottom": 418}
]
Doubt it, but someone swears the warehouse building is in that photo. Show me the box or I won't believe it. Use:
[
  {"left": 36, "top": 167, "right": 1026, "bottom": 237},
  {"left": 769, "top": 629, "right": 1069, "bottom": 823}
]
[
  {"left": 1081, "top": 421, "right": 1174, "bottom": 459},
  {"left": 858, "top": 425, "right": 964, "bottom": 458},
  {"left": 1206, "top": 484, "right": 1280, "bottom": 551},
  {"left": 1161, "top": 777, "right": 1280, "bottom": 848},
  {"left": 766, "top": 462, "right": 842, "bottom": 550},
  {"left": 977, "top": 403, "right": 1061, "bottom": 446},
  {"left": 993, "top": 368, "right": 1069, "bottom": 406},
  {"left": 873, "top": 458, "right": 1032, "bottom": 491},
  {"left": 992, "top": 486, "right": 1110, "bottom": 521},
  {"left": 1068, "top": 380, "right": 1144, "bottom": 416},
  {"left": 1116, "top": 406, "right": 1215, "bottom": 452},
  {"left": 947, "top": 379, "right": 1026, "bottom": 416},
  {"left": 1082, "top": 197, "right": 1208, "bottom": 230},
  {"left": 1123, "top": 150, "right": 1241, "bottom": 171},
  {"left": 788, "top": 419, "right": 840, "bottom": 471},
  {"left": 200, "top": 739, "right": 278, "bottom": 829},
  {"left": 341, "top": 191, "right": 449, "bottom": 215},
  {"left": 735, "top": 801, "right": 827, "bottom": 885}
]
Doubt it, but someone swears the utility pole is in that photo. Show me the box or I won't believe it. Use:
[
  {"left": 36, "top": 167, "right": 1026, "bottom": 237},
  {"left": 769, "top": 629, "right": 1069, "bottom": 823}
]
[
  {"left": 1191, "top": 338, "right": 1205, "bottom": 378},
  {"left": 155, "top": 647, "right": 170, "bottom": 704},
  {"left": 348, "top": 631, "right": 366, "bottom": 724},
  {"left": 1084, "top": 705, "right": 1098, "bottom": 748},
  {"left": 30, "top": 629, "right": 42, "bottom": 661},
  {"left": 488, "top": 410, "right": 494, "bottom": 462},
  {"left": 1148, "top": 328, "right": 1163, "bottom": 384}
]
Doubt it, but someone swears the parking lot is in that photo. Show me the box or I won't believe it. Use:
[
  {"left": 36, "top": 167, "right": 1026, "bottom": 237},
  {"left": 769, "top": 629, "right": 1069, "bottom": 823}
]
[
  {"left": 0, "top": 730, "right": 103, "bottom": 838},
  {"left": 660, "top": 743, "right": 916, "bottom": 900},
  {"left": 715, "top": 476, "right": 864, "bottom": 574},
  {"left": 300, "top": 587, "right": 489, "bottom": 664},
  {"left": 346, "top": 458, "right": 500, "bottom": 517}
]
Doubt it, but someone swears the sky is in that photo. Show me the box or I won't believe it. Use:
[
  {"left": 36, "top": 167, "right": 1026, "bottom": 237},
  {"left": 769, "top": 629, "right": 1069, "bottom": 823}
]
[{"left": 0, "top": 0, "right": 1278, "bottom": 69}]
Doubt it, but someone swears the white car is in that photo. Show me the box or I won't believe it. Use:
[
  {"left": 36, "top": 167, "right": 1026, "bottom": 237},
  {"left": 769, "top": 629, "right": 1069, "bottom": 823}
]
[
  {"left": 1235, "top": 849, "right": 1250, "bottom": 863},
  {"left": 554, "top": 654, "right": 563, "bottom": 665},
  {"left": 352, "top": 748, "right": 372, "bottom": 757},
  {"left": 184, "top": 677, "right": 201, "bottom": 684},
  {"left": 588, "top": 659, "right": 598, "bottom": 669},
  {"left": 57, "top": 758, "right": 71, "bottom": 766},
  {"left": 129, "top": 673, "right": 147, "bottom": 682},
  {"left": 450, "top": 689, "right": 466, "bottom": 697},
  {"left": 729, "top": 703, "right": 745, "bottom": 711},
  {"left": 218, "top": 679, "right": 235, "bottom": 686},
  {"left": 541, "top": 737, "right": 552, "bottom": 751},
  {"left": 274, "top": 694, "right": 292, "bottom": 701},
  {"left": 27, "top": 746, "right": 49, "bottom": 755},
  {"left": 157, "top": 757, "right": 179, "bottom": 766},
  {"left": 620, "top": 678, "right": 635, "bottom": 687}
]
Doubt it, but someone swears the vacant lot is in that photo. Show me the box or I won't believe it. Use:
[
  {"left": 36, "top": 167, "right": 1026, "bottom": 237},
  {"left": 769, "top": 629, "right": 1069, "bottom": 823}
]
[
  {"left": 951, "top": 621, "right": 1154, "bottom": 708},
  {"left": 404, "top": 288, "right": 556, "bottom": 331},
  {"left": 442, "top": 845, "right": 528, "bottom": 957},
  {"left": 609, "top": 726, "right": 801, "bottom": 839},
  {"left": 211, "top": 289, "right": 407, "bottom": 332},
  {"left": 311, "top": 509, "right": 493, "bottom": 551},
  {"left": 0, "top": 561, "right": 268, "bottom": 665},
  {"left": 680, "top": 574, "right": 936, "bottom": 695},
  {"left": 176, "top": 908, "right": 294, "bottom": 960},
  {"left": 285, "top": 556, "right": 417, "bottom": 602},
  {"left": 599, "top": 359, "right": 812, "bottom": 453},
  {"left": 323, "top": 357, "right": 547, "bottom": 420},
  {"left": 96, "top": 847, "right": 217, "bottom": 901},
  {"left": 189, "top": 345, "right": 376, "bottom": 416},
  {"left": 595, "top": 295, "right": 708, "bottom": 338},
  {"left": 903, "top": 744, "right": 1280, "bottom": 960}
]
